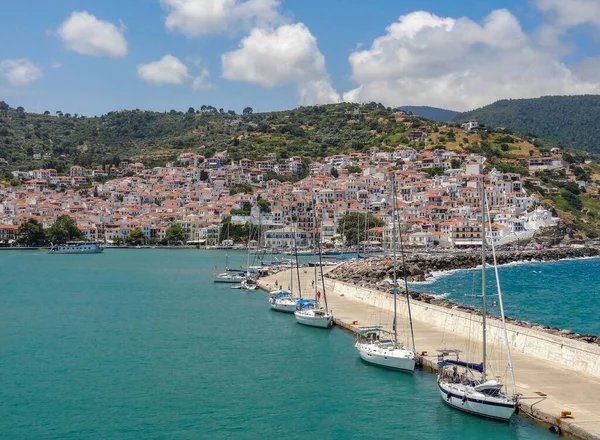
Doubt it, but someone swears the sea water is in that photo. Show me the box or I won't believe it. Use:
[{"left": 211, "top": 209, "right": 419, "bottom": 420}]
[
  {"left": 414, "top": 257, "right": 600, "bottom": 335},
  {"left": 1, "top": 250, "right": 558, "bottom": 439}
]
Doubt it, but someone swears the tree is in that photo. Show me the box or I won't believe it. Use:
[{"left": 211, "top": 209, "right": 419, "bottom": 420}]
[
  {"left": 330, "top": 167, "right": 339, "bottom": 178},
  {"left": 126, "top": 228, "right": 146, "bottom": 245},
  {"left": 345, "top": 165, "right": 362, "bottom": 174},
  {"left": 199, "top": 170, "right": 209, "bottom": 181},
  {"left": 43, "top": 110, "right": 50, "bottom": 116},
  {"left": 0, "top": 101, "right": 9, "bottom": 111},
  {"left": 200, "top": 105, "right": 207, "bottom": 112},
  {"left": 337, "top": 213, "right": 385, "bottom": 245},
  {"left": 451, "top": 158, "right": 461, "bottom": 169},
  {"left": 230, "top": 183, "right": 253, "bottom": 195},
  {"left": 46, "top": 214, "right": 83, "bottom": 244},
  {"left": 187, "top": 107, "right": 195, "bottom": 114},
  {"left": 257, "top": 198, "right": 271, "bottom": 213},
  {"left": 165, "top": 223, "right": 186, "bottom": 244},
  {"left": 425, "top": 167, "right": 445, "bottom": 178},
  {"left": 16, "top": 106, "right": 24, "bottom": 113},
  {"left": 243, "top": 107, "right": 253, "bottom": 116},
  {"left": 17, "top": 219, "right": 46, "bottom": 246}
]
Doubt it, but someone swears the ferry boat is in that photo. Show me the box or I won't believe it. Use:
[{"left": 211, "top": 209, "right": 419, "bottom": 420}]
[{"left": 47, "top": 241, "right": 104, "bottom": 254}]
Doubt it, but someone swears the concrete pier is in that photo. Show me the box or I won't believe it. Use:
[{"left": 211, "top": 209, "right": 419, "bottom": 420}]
[{"left": 259, "top": 267, "right": 600, "bottom": 440}]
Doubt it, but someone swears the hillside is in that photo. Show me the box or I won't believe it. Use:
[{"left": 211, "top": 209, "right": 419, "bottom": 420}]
[
  {"left": 399, "top": 106, "right": 458, "bottom": 122},
  {"left": 0, "top": 102, "right": 434, "bottom": 174},
  {"left": 454, "top": 95, "right": 600, "bottom": 153}
]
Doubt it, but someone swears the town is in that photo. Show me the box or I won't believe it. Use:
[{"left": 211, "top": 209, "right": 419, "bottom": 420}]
[{"left": 0, "top": 121, "right": 561, "bottom": 249}]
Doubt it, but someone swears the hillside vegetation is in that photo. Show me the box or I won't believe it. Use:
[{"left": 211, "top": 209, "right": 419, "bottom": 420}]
[
  {"left": 454, "top": 95, "right": 600, "bottom": 153},
  {"left": 0, "top": 102, "right": 435, "bottom": 173},
  {"left": 399, "top": 106, "right": 458, "bottom": 122}
]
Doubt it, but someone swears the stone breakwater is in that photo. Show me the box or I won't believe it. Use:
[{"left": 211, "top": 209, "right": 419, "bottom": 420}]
[{"left": 326, "top": 246, "right": 600, "bottom": 347}]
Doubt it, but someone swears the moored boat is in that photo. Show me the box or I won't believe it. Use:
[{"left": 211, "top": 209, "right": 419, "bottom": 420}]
[
  {"left": 268, "top": 290, "right": 297, "bottom": 313},
  {"left": 47, "top": 241, "right": 104, "bottom": 254},
  {"left": 436, "top": 184, "right": 518, "bottom": 421}
]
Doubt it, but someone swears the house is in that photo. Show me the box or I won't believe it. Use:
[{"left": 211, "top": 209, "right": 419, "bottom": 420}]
[{"left": 461, "top": 120, "right": 479, "bottom": 132}]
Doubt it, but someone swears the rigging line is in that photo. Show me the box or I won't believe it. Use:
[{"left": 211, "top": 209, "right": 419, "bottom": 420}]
[
  {"left": 393, "top": 172, "right": 416, "bottom": 353},
  {"left": 485, "top": 190, "right": 517, "bottom": 396}
]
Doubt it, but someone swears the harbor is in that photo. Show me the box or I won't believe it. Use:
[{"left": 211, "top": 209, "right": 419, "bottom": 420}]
[{"left": 258, "top": 265, "right": 600, "bottom": 440}]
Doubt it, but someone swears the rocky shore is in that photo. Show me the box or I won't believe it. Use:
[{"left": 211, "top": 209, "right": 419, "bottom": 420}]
[{"left": 326, "top": 246, "right": 600, "bottom": 347}]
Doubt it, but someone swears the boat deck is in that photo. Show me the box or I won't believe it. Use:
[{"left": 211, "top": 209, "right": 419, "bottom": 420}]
[{"left": 259, "top": 267, "right": 600, "bottom": 440}]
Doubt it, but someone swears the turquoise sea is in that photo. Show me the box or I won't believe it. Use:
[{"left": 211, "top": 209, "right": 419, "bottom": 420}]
[
  {"left": 414, "top": 257, "right": 600, "bottom": 335},
  {"left": 1, "top": 250, "right": 559, "bottom": 439}
]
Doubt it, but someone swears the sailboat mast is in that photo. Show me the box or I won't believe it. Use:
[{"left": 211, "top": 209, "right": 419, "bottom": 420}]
[
  {"left": 397, "top": 185, "right": 416, "bottom": 354},
  {"left": 391, "top": 174, "right": 398, "bottom": 343},
  {"left": 481, "top": 181, "right": 488, "bottom": 382},
  {"left": 313, "top": 201, "right": 329, "bottom": 313}
]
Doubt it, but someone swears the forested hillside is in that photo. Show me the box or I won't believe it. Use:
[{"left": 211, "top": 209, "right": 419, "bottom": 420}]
[
  {"left": 0, "top": 101, "right": 431, "bottom": 173},
  {"left": 399, "top": 106, "right": 458, "bottom": 122},
  {"left": 454, "top": 95, "right": 600, "bottom": 153}
]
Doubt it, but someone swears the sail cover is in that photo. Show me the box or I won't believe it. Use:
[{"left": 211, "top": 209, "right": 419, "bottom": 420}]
[{"left": 444, "top": 359, "right": 484, "bottom": 373}]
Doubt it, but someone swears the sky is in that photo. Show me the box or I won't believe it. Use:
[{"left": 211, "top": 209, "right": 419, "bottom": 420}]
[{"left": 2, "top": 0, "right": 600, "bottom": 116}]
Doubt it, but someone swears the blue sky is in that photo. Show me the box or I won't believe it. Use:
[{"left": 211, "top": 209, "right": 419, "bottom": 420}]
[{"left": 1, "top": 0, "right": 600, "bottom": 115}]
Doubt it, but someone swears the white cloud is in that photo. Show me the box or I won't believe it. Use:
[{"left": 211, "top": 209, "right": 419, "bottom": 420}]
[
  {"left": 0, "top": 59, "right": 43, "bottom": 86},
  {"left": 193, "top": 68, "right": 213, "bottom": 90},
  {"left": 51, "top": 60, "right": 62, "bottom": 70},
  {"left": 137, "top": 54, "right": 190, "bottom": 85},
  {"left": 222, "top": 23, "right": 340, "bottom": 105},
  {"left": 161, "top": 0, "right": 283, "bottom": 37},
  {"left": 57, "top": 11, "right": 127, "bottom": 58},
  {"left": 343, "top": 9, "right": 600, "bottom": 111},
  {"left": 534, "top": 0, "right": 600, "bottom": 28}
]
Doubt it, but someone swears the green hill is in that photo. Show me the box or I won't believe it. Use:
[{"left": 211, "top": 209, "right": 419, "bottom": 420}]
[
  {"left": 399, "top": 106, "right": 458, "bottom": 122},
  {"left": 0, "top": 101, "right": 430, "bottom": 174},
  {"left": 454, "top": 95, "right": 600, "bottom": 153}
]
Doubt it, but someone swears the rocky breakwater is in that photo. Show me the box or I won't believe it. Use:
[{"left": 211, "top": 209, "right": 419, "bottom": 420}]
[{"left": 326, "top": 246, "right": 600, "bottom": 347}]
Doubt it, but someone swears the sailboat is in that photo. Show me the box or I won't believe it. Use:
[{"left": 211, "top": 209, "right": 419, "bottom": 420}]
[
  {"left": 269, "top": 214, "right": 301, "bottom": 312},
  {"left": 354, "top": 173, "right": 416, "bottom": 372},
  {"left": 437, "top": 184, "right": 518, "bottom": 420},
  {"left": 213, "top": 253, "right": 245, "bottom": 283},
  {"left": 241, "top": 222, "right": 258, "bottom": 290},
  {"left": 294, "top": 201, "right": 333, "bottom": 329}
]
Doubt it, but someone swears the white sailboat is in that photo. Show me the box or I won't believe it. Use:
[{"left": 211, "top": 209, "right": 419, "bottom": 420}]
[
  {"left": 294, "top": 201, "right": 333, "bottom": 329},
  {"left": 269, "top": 214, "right": 301, "bottom": 312},
  {"left": 355, "top": 173, "right": 416, "bottom": 372},
  {"left": 437, "top": 184, "right": 519, "bottom": 421},
  {"left": 213, "top": 253, "right": 246, "bottom": 283}
]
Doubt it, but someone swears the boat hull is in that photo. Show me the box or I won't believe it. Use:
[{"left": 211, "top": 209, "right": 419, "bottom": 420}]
[
  {"left": 356, "top": 343, "right": 415, "bottom": 372},
  {"left": 294, "top": 310, "right": 333, "bottom": 328},
  {"left": 213, "top": 277, "right": 245, "bottom": 283},
  {"left": 269, "top": 301, "right": 296, "bottom": 313},
  {"left": 437, "top": 381, "right": 516, "bottom": 421},
  {"left": 48, "top": 248, "right": 104, "bottom": 254}
]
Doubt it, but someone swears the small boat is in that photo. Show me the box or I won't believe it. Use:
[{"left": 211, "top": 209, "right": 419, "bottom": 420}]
[
  {"left": 231, "top": 285, "right": 242, "bottom": 290},
  {"left": 47, "top": 241, "right": 104, "bottom": 254},
  {"left": 294, "top": 299, "right": 333, "bottom": 328},
  {"left": 294, "top": 201, "right": 333, "bottom": 330},
  {"left": 214, "top": 272, "right": 246, "bottom": 283},
  {"left": 268, "top": 290, "right": 298, "bottom": 313},
  {"left": 355, "top": 327, "right": 415, "bottom": 372},
  {"left": 241, "top": 279, "right": 257, "bottom": 291}
]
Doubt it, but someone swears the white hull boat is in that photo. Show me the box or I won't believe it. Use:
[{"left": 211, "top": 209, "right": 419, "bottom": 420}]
[
  {"left": 436, "top": 185, "right": 518, "bottom": 421},
  {"left": 294, "top": 308, "right": 333, "bottom": 328},
  {"left": 355, "top": 340, "right": 415, "bottom": 372},
  {"left": 48, "top": 242, "right": 104, "bottom": 254},
  {"left": 269, "top": 298, "right": 297, "bottom": 313},
  {"left": 437, "top": 380, "right": 516, "bottom": 421},
  {"left": 213, "top": 273, "right": 245, "bottom": 283}
]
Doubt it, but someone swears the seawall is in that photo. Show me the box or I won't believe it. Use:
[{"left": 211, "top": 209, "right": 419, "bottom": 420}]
[
  {"left": 258, "top": 268, "right": 600, "bottom": 440},
  {"left": 325, "top": 278, "right": 600, "bottom": 379}
]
